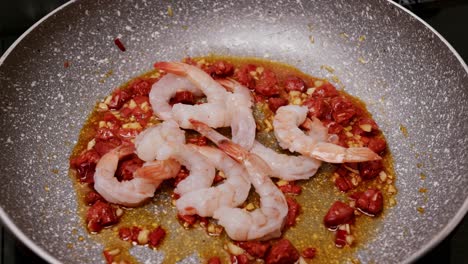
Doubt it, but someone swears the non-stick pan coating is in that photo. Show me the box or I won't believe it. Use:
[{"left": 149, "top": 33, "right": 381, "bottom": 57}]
[{"left": 0, "top": 0, "right": 467, "bottom": 263}]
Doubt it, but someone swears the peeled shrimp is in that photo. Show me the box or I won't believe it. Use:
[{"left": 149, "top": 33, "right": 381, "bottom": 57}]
[
  {"left": 175, "top": 145, "right": 250, "bottom": 217},
  {"left": 218, "top": 78, "right": 256, "bottom": 150},
  {"left": 134, "top": 120, "right": 185, "bottom": 162},
  {"left": 250, "top": 141, "right": 322, "bottom": 181},
  {"left": 154, "top": 61, "right": 229, "bottom": 104},
  {"left": 273, "top": 105, "right": 381, "bottom": 163},
  {"left": 191, "top": 120, "right": 288, "bottom": 241},
  {"left": 149, "top": 73, "right": 203, "bottom": 120},
  {"left": 94, "top": 145, "right": 180, "bottom": 207}
]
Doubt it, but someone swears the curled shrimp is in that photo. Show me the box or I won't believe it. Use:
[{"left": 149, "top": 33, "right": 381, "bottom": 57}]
[
  {"left": 149, "top": 73, "right": 203, "bottom": 120},
  {"left": 152, "top": 62, "right": 231, "bottom": 129},
  {"left": 217, "top": 78, "right": 256, "bottom": 150},
  {"left": 175, "top": 145, "right": 251, "bottom": 217},
  {"left": 273, "top": 105, "right": 381, "bottom": 163},
  {"left": 250, "top": 141, "right": 322, "bottom": 181},
  {"left": 191, "top": 120, "right": 288, "bottom": 241},
  {"left": 94, "top": 144, "right": 180, "bottom": 207},
  {"left": 134, "top": 120, "right": 186, "bottom": 162}
]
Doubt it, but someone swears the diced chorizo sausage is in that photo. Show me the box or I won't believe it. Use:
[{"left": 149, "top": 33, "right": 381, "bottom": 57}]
[
  {"left": 303, "top": 97, "right": 331, "bottom": 120},
  {"left": 367, "top": 137, "right": 387, "bottom": 154},
  {"left": 237, "top": 241, "right": 270, "bottom": 259},
  {"left": 116, "top": 155, "right": 144, "bottom": 181},
  {"left": 278, "top": 182, "right": 302, "bottom": 195},
  {"left": 313, "top": 83, "right": 339, "bottom": 98},
  {"left": 85, "top": 191, "right": 103, "bottom": 205},
  {"left": 268, "top": 97, "right": 288, "bottom": 113},
  {"left": 108, "top": 89, "right": 131, "bottom": 109},
  {"left": 208, "top": 60, "right": 235, "bottom": 77},
  {"left": 265, "top": 239, "right": 300, "bottom": 264},
  {"left": 255, "top": 69, "right": 280, "bottom": 96},
  {"left": 86, "top": 201, "right": 118, "bottom": 232},
  {"left": 129, "top": 78, "right": 157, "bottom": 96},
  {"left": 148, "top": 227, "right": 166, "bottom": 247},
  {"left": 230, "top": 254, "right": 249, "bottom": 264},
  {"left": 235, "top": 64, "right": 256, "bottom": 89},
  {"left": 353, "top": 189, "right": 384, "bottom": 216},
  {"left": 285, "top": 197, "right": 301, "bottom": 228},
  {"left": 358, "top": 160, "right": 383, "bottom": 180},
  {"left": 94, "top": 138, "right": 122, "bottom": 156},
  {"left": 330, "top": 96, "right": 356, "bottom": 125},
  {"left": 302, "top": 247, "right": 317, "bottom": 259},
  {"left": 323, "top": 201, "right": 355, "bottom": 229},
  {"left": 207, "top": 257, "right": 222, "bottom": 264},
  {"left": 70, "top": 149, "right": 101, "bottom": 183},
  {"left": 170, "top": 91, "right": 195, "bottom": 105},
  {"left": 284, "top": 76, "right": 306, "bottom": 93},
  {"left": 177, "top": 213, "right": 198, "bottom": 227}
]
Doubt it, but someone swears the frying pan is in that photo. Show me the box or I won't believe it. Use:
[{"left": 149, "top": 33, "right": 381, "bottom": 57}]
[{"left": 0, "top": 0, "right": 467, "bottom": 263}]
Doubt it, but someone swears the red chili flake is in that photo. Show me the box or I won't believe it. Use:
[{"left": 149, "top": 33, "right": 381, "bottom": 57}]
[
  {"left": 285, "top": 197, "right": 301, "bottom": 228},
  {"left": 237, "top": 241, "right": 270, "bottom": 259},
  {"left": 302, "top": 247, "right": 317, "bottom": 259},
  {"left": 118, "top": 227, "right": 132, "bottom": 241},
  {"left": 64, "top": 61, "right": 70, "bottom": 68},
  {"left": 114, "top": 38, "right": 126, "bottom": 52}
]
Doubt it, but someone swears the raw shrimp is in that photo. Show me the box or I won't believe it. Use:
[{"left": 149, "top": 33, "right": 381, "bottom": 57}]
[
  {"left": 175, "top": 145, "right": 250, "bottom": 217},
  {"left": 273, "top": 105, "right": 381, "bottom": 163},
  {"left": 190, "top": 120, "right": 288, "bottom": 241},
  {"left": 250, "top": 141, "right": 322, "bottom": 181},
  {"left": 218, "top": 78, "right": 256, "bottom": 150},
  {"left": 152, "top": 62, "right": 231, "bottom": 129},
  {"left": 149, "top": 73, "right": 203, "bottom": 120},
  {"left": 154, "top": 61, "right": 229, "bottom": 104},
  {"left": 93, "top": 144, "right": 180, "bottom": 207},
  {"left": 134, "top": 120, "right": 185, "bottom": 162}
]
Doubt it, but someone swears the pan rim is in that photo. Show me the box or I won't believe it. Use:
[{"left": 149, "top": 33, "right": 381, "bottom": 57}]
[{"left": 0, "top": 1, "right": 467, "bottom": 263}]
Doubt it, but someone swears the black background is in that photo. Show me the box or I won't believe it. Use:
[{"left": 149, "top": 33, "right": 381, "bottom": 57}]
[{"left": 0, "top": 0, "right": 467, "bottom": 263}]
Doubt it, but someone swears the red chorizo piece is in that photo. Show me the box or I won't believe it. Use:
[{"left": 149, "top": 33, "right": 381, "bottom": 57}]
[
  {"left": 285, "top": 197, "right": 301, "bottom": 228},
  {"left": 230, "top": 254, "right": 249, "bottom": 264},
  {"left": 334, "top": 176, "right": 353, "bottom": 192},
  {"left": 170, "top": 91, "right": 195, "bottom": 105},
  {"left": 278, "top": 182, "right": 302, "bottom": 195},
  {"left": 237, "top": 241, "right": 270, "bottom": 259},
  {"left": 235, "top": 64, "right": 256, "bottom": 89},
  {"left": 148, "top": 227, "right": 166, "bottom": 247},
  {"left": 118, "top": 227, "right": 133, "bottom": 241},
  {"left": 367, "top": 137, "right": 387, "bottom": 154},
  {"left": 174, "top": 166, "right": 190, "bottom": 186},
  {"left": 323, "top": 201, "right": 355, "bottom": 229},
  {"left": 334, "top": 229, "right": 348, "bottom": 248},
  {"left": 352, "top": 189, "right": 384, "bottom": 216},
  {"left": 207, "top": 256, "right": 222, "bottom": 264},
  {"left": 85, "top": 191, "right": 103, "bottom": 205},
  {"left": 86, "top": 201, "right": 119, "bottom": 232},
  {"left": 129, "top": 78, "right": 158, "bottom": 96},
  {"left": 70, "top": 149, "right": 100, "bottom": 183},
  {"left": 313, "top": 82, "right": 339, "bottom": 98},
  {"left": 302, "top": 247, "right": 317, "bottom": 259},
  {"left": 255, "top": 69, "right": 280, "bottom": 96},
  {"left": 303, "top": 97, "right": 331, "bottom": 120},
  {"left": 330, "top": 96, "right": 356, "bottom": 125},
  {"left": 353, "top": 118, "right": 379, "bottom": 136},
  {"left": 206, "top": 60, "right": 235, "bottom": 77},
  {"left": 284, "top": 76, "right": 306, "bottom": 93},
  {"left": 359, "top": 160, "right": 383, "bottom": 180},
  {"left": 108, "top": 89, "right": 131, "bottom": 109},
  {"left": 265, "top": 239, "right": 300, "bottom": 264},
  {"left": 177, "top": 213, "right": 198, "bottom": 227},
  {"left": 116, "top": 155, "right": 144, "bottom": 181},
  {"left": 102, "top": 112, "right": 121, "bottom": 133},
  {"left": 268, "top": 97, "right": 288, "bottom": 113},
  {"left": 94, "top": 138, "right": 122, "bottom": 156}
]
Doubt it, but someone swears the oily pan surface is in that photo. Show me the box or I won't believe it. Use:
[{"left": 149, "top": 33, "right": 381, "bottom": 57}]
[{"left": 0, "top": 0, "right": 467, "bottom": 263}]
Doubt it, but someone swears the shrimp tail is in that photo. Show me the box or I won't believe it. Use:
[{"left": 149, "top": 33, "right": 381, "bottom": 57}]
[
  {"left": 135, "top": 159, "right": 181, "bottom": 184},
  {"left": 189, "top": 119, "right": 248, "bottom": 163},
  {"left": 154, "top": 61, "right": 186, "bottom": 75},
  {"left": 311, "top": 143, "right": 381, "bottom": 163},
  {"left": 216, "top": 78, "right": 236, "bottom": 92}
]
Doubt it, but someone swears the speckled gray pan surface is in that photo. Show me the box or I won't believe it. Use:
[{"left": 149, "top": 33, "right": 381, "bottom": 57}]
[{"left": 0, "top": 0, "right": 467, "bottom": 263}]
